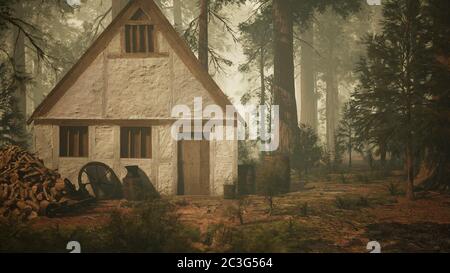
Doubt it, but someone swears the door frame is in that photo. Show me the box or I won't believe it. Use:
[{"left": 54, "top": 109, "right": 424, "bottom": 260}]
[{"left": 177, "top": 140, "right": 210, "bottom": 196}]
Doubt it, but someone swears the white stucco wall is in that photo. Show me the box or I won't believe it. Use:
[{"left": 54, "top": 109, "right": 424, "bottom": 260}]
[
  {"left": 34, "top": 124, "right": 237, "bottom": 196},
  {"left": 34, "top": 124, "right": 167, "bottom": 193},
  {"left": 46, "top": 55, "right": 104, "bottom": 119},
  {"left": 44, "top": 30, "right": 218, "bottom": 121}
]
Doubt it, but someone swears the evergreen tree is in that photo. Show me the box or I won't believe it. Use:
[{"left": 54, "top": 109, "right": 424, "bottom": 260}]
[
  {"left": 298, "top": 25, "right": 317, "bottom": 131},
  {"left": 238, "top": 8, "right": 272, "bottom": 107},
  {"left": 0, "top": 63, "right": 27, "bottom": 147},
  {"left": 0, "top": 0, "right": 77, "bottom": 145},
  {"left": 337, "top": 103, "right": 359, "bottom": 168},
  {"left": 350, "top": 0, "right": 449, "bottom": 199},
  {"left": 291, "top": 124, "right": 322, "bottom": 176},
  {"left": 314, "top": 3, "right": 381, "bottom": 159},
  {"left": 183, "top": 0, "right": 245, "bottom": 74},
  {"left": 237, "top": 0, "right": 361, "bottom": 191},
  {"left": 415, "top": 0, "right": 450, "bottom": 191}
]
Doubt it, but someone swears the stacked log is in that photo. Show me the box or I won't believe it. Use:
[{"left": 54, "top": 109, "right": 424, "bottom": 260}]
[{"left": 0, "top": 145, "right": 69, "bottom": 221}]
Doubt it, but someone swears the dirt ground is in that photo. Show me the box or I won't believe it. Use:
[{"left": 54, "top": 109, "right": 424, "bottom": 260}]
[{"left": 31, "top": 170, "right": 450, "bottom": 253}]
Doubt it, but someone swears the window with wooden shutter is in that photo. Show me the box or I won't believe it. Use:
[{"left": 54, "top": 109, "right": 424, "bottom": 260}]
[
  {"left": 60, "top": 127, "right": 89, "bottom": 157},
  {"left": 124, "top": 9, "right": 154, "bottom": 54},
  {"left": 120, "top": 127, "right": 152, "bottom": 159},
  {"left": 125, "top": 24, "right": 154, "bottom": 53}
]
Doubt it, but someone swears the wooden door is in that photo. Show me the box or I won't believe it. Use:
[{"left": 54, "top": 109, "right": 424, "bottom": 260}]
[{"left": 178, "top": 140, "right": 210, "bottom": 195}]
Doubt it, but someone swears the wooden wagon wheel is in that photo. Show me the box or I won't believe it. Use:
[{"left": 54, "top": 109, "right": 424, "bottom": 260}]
[{"left": 77, "top": 162, "right": 123, "bottom": 200}]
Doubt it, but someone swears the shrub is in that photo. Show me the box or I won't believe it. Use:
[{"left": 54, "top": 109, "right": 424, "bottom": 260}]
[
  {"left": 224, "top": 197, "right": 249, "bottom": 225},
  {"left": 97, "top": 199, "right": 199, "bottom": 252},
  {"left": 340, "top": 173, "right": 348, "bottom": 184},
  {"left": 257, "top": 155, "right": 290, "bottom": 215},
  {"left": 334, "top": 196, "right": 370, "bottom": 210},
  {"left": 300, "top": 202, "right": 309, "bottom": 217},
  {"left": 356, "top": 174, "right": 371, "bottom": 184},
  {"left": 0, "top": 199, "right": 200, "bottom": 253},
  {"left": 291, "top": 124, "right": 322, "bottom": 176},
  {"left": 229, "top": 220, "right": 305, "bottom": 253},
  {"left": 0, "top": 218, "right": 105, "bottom": 253},
  {"left": 386, "top": 182, "right": 401, "bottom": 196},
  {"left": 203, "top": 223, "right": 234, "bottom": 249}
]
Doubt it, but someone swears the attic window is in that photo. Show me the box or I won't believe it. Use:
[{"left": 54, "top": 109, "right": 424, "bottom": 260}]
[
  {"left": 124, "top": 9, "right": 154, "bottom": 53},
  {"left": 125, "top": 25, "right": 154, "bottom": 53},
  {"left": 130, "top": 8, "right": 149, "bottom": 21}
]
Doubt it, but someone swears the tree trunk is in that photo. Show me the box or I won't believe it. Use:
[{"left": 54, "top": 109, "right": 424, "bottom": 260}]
[
  {"left": 325, "top": 66, "right": 338, "bottom": 156},
  {"left": 259, "top": 48, "right": 266, "bottom": 143},
  {"left": 300, "top": 26, "right": 317, "bottom": 131},
  {"left": 415, "top": 156, "right": 449, "bottom": 192},
  {"left": 13, "top": 1, "right": 27, "bottom": 141},
  {"left": 271, "top": 0, "right": 297, "bottom": 193},
  {"left": 348, "top": 149, "right": 352, "bottom": 168},
  {"left": 348, "top": 139, "right": 352, "bottom": 168},
  {"left": 32, "top": 13, "right": 44, "bottom": 110},
  {"left": 272, "top": 0, "right": 298, "bottom": 154},
  {"left": 198, "top": 0, "right": 209, "bottom": 71},
  {"left": 33, "top": 55, "right": 44, "bottom": 108},
  {"left": 112, "top": 0, "right": 129, "bottom": 18},
  {"left": 259, "top": 49, "right": 266, "bottom": 107},
  {"left": 379, "top": 141, "right": 387, "bottom": 166},
  {"left": 367, "top": 150, "right": 374, "bottom": 170},
  {"left": 404, "top": 76, "right": 414, "bottom": 200},
  {"left": 173, "top": 0, "right": 183, "bottom": 32},
  {"left": 405, "top": 139, "right": 415, "bottom": 200}
]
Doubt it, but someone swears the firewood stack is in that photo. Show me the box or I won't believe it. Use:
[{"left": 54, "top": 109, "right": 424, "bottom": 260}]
[{"left": 0, "top": 145, "right": 69, "bottom": 221}]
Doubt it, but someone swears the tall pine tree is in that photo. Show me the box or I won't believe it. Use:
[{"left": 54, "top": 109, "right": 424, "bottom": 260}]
[{"left": 350, "top": 0, "right": 450, "bottom": 199}]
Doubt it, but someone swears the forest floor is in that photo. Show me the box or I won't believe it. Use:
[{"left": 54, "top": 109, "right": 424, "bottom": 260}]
[
  {"left": 173, "top": 170, "right": 450, "bottom": 253},
  {"left": 29, "top": 168, "right": 450, "bottom": 253}
]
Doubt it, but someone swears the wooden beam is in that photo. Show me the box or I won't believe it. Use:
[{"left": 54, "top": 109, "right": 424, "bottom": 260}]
[
  {"left": 112, "top": 0, "right": 129, "bottom": 19},
  {"left": 34, "top": 118, "right": 238, "bottom": 126}
]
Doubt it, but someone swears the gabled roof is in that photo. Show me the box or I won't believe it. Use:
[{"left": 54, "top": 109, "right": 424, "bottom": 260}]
[{"left": 28, "top": 0, "right": 233, "bottom": 124}]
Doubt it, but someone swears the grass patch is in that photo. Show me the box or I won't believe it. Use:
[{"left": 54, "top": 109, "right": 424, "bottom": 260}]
[
  {"left": 227, "top": 220, "right": 323, "bottom": 253},
  {"left": 299, "top": 202, "right": 309, "bottom": 217},
  {"left": 339, "top": 173, "right": 348, "bottom": 184},
  {"left": 0, "top": 199, "right": 200, "bottom": 253},
  {"left": 366, "top": 222, "right": 450, "bottom": 252},
  {"left": 368, "top": 170, "right": 392, "bottom": 181},
  {"left": 272, "top": 201, "right": 313, "bottom": 217},
  {"left": 385, "top": 182, "right": 402, "bottom": 196},
  {"left": 98, "top": 200, "right": 200, "bottom": 252},
  {"left": 356, "top": 173, "right": 371, "bottom": 184},
  {"left": 334, "top": 195, "right": 371, "bottom": 210}
]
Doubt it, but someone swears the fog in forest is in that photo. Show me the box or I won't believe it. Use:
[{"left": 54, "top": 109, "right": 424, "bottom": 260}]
[
  {"left": 0, "top": 0, "right": 449, "bottom": 254},
  {"left": 11, "top": 0, "right": 383, "bottom": 145}
]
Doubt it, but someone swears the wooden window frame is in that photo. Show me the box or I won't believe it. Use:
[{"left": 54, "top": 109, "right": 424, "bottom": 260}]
[
  {"left": 122, "top": 9, "right": 157, "bottom": 56},
  {"left": 59, "top": 126, "right": 89, "bottom": 158},
  {"left": 120, "top": 127, "right": 152, "bottom": 159}
]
